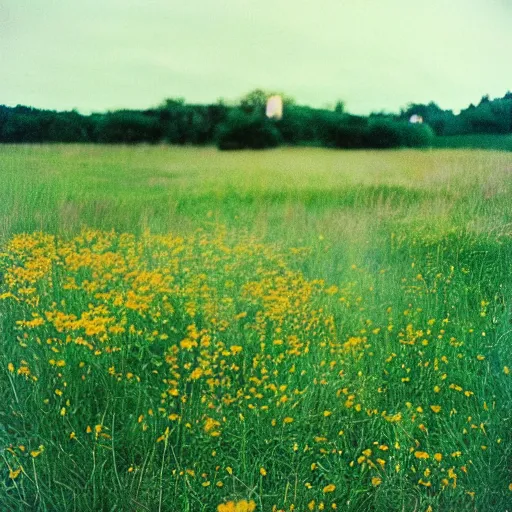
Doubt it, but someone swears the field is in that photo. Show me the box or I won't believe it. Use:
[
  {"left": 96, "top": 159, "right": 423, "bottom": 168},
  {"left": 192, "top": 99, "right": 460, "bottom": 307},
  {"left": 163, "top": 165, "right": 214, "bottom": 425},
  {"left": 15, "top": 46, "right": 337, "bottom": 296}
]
[
  {"left": 1, "top": 145, "right": 511, "bottom": 512},
  {"left": 433, "top": 135, "right": 512, "bottom": 152}
]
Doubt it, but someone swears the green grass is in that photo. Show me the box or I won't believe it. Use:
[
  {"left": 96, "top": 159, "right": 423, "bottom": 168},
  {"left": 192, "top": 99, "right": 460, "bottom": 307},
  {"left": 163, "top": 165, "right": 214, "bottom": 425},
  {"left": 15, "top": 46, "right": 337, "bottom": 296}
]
[
  {"left": 433, "top": 134, "right": 512, "bottom": 152},
  {"left": 0, "top": 145, "right": 511, "bottom": 511}
]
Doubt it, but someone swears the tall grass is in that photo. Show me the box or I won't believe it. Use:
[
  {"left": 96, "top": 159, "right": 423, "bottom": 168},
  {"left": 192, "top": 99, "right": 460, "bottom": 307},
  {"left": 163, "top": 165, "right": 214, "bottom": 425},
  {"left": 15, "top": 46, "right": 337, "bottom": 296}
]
[{"left": 1, "top": 145, "right": 511, "bottom": 511}]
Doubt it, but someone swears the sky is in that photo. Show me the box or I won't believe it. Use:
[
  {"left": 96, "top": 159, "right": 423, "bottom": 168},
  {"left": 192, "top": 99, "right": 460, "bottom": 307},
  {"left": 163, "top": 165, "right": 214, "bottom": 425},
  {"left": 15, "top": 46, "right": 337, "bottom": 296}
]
[{"left": 1, "top": 0, "right": 511, "bottom": 115}]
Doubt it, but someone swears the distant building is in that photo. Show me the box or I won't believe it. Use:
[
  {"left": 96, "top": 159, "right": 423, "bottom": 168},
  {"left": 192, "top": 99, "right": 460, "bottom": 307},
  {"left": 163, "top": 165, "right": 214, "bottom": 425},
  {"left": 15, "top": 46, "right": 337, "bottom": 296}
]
[
  {"left": 409, "top": 114, "right": 424, "bottom": 124},
  {"left": 266, "top": 95, "right": 283, "bottom": 120}
]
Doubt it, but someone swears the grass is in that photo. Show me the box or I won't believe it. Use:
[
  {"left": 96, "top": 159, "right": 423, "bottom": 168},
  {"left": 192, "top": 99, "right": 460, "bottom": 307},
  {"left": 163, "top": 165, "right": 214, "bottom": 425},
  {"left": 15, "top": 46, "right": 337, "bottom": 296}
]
[
  {"left": 0, "top": 145, "right": 511, "bottom": 511},
  {"left": 433, "top": 134, "right": 512, "bottom": 152}
]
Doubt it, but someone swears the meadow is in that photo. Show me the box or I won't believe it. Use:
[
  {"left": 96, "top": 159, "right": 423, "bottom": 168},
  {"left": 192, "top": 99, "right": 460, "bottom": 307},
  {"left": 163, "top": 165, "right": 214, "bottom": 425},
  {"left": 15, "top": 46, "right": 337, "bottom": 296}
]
[
  {"left": 433, "top": 135, "right": 512, "bottom": 152},
  {"left": 0, "top": 145, "right": 511, "bottom": 512}
]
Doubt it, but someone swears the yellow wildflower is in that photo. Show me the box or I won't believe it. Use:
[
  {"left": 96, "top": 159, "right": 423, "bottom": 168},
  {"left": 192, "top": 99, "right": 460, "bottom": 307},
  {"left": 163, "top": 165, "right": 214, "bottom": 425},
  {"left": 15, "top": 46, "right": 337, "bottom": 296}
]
[{"left": 9, "top": 468, "right": 22, "bottom": 479}]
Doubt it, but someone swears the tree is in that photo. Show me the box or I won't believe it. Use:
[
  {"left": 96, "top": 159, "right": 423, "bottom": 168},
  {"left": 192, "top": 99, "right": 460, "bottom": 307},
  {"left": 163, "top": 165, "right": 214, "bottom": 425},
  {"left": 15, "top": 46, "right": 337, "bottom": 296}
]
[
  {"left": 240, "top": 89, "right": 268, "bottom": 115},
  {"left": 95, "top": 111, "right": 162, "bottom": 143},
  {"left": 217, "top": 110, "right": 281, "bottom": 150},
  {"left": 239, "top": 89, "right": 295, "bottom": 115},
  {"left": 334, "top": 101, "right": 345, "bottom": 114}
]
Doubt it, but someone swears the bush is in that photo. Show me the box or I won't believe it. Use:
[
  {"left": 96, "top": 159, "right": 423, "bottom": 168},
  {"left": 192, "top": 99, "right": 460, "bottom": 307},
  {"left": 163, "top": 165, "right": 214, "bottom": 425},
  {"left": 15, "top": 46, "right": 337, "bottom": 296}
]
[
  {"left": 217, "top": 110, "right": 281, "bottom": 150},
  {"left": 275, "top": 106, "right": 318, "bottom": 145},
  {"left": 365, "top": 119, "right": 403, "bottom": 148},
  {"left": 1, "top": 113, "right": 46, "bottom": 143},
  {"left": 321, "top": 113, "right": 368, "bottom": 148},
  {"left": 401, "top": 122, "right": 435, "bottom": 148},
  {"left": 364, "top": 119, "right": 434, "bottom": 149},
  {"left": 47, "top": 113, "right": 89, "bottom": 142},
  {"left": 95, "top": 111, "right": 162, "bottom": 144}
]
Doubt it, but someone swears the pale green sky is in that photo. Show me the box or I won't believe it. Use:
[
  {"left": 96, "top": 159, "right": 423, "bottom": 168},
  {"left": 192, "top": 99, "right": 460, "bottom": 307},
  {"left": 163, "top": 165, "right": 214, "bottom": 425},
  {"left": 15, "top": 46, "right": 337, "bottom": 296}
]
[{"left": 1, "top": 0, "right": 511, "bottom": 114}]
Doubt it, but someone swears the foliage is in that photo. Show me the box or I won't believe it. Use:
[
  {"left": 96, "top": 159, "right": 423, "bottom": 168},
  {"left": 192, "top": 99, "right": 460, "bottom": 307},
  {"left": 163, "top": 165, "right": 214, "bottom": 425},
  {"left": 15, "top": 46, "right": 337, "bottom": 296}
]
[
  {"left": 365, "top": 119, "right": 403, "bottom": 148},
  {"left": 399, "top": 93, "right": 512, "bottom": 137},
  {"left": 217, "top": 110, "right": 282, "bottom": 150},
  {"left": 95, "top": 111, "right": 162, "bottom": 144},
  {"left": 1, "top": 90, "right": 512, "bottom": 149},
  {"left": 319, "top": 112, "right": 369, "bottom": 149},
  {"left": 239, "top": 89, "right": 295, "bottom": 116}
]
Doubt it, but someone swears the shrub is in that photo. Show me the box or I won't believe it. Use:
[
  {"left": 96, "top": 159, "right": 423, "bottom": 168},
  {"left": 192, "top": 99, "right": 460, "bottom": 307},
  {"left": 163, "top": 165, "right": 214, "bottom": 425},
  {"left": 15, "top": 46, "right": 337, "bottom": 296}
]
[
  {"left": 275, "top": 106, "right": 319, "bottom": 145},
  {"left": 321, "top": 114, "right": 368, "bottom": 148},
  {"left": 401, "top": 122, "right": 435, "bottom": 148},
  {"left": 365, "top": 119, "right": 403, "bottom": 148},
  {"left": 217, "top": 110, "right": 281, "bottom": 150},
  {"left": 95, "top": 111, "right": 162, "bottom": 144}
]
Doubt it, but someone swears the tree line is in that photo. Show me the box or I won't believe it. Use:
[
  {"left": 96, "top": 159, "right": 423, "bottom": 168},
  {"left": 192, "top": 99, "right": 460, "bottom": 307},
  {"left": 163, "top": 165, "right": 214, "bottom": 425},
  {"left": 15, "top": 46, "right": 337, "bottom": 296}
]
[
  {"left": 1, "top": 90, "right": 511, "bottom": 150},
  {"left": 397, "top": 92, "right": 512, "bottom": 136}
]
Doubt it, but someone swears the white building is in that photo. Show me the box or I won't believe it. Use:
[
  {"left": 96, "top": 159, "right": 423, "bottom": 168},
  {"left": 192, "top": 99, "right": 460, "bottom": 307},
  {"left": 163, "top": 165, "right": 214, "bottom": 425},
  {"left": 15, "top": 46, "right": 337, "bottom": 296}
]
[
  {"left": 266, "top": 95, "right": 283, "bottom": 120},
  {"left": 409, "top": 114, "right": 424, "bottom": 124}
]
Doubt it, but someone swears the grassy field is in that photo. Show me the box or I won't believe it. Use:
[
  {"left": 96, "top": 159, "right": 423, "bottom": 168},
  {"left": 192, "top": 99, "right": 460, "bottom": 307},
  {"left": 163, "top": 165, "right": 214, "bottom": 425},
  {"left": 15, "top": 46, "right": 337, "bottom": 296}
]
[
  {"left": 433, "top": 134, "right": 512, "bottom": 152},
  {"left": 1, "top": 145, "right": 511, "bottom": 512}
]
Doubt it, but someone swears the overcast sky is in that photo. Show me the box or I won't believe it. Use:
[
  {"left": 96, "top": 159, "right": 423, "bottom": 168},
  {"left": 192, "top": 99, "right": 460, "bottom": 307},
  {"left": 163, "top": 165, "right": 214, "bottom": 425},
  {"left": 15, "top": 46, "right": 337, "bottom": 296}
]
[{"left": 1, "top": 0, "right": 511, "bottom": 114}]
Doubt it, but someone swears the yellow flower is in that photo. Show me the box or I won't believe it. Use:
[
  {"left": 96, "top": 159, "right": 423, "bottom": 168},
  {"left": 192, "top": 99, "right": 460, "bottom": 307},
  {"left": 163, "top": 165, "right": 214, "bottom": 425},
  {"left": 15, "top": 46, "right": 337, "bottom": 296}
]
[
  {"left": 217, "top": 500, "right": 255, "bottom": 512},
  {"left": 9, "top": 468, "right": 22, "bottom": 479},
  {"left": 371, "top": 477, "right": 382, "bottom": 486},
  {"left": 259, "top": 467, "right": 267, "bottom": 476},
  {"left": 283, "top": 417, "right": 294, "bottom": 424},
  {"left": 204, "top": 417, "right": 221, "bottom": 433},
  {"left": 323, "top": 484, "right": 336, "bottom": 493},
  {"left": 218, "top": 501, "right": 236, "bottom": 512},
  {"left": 430, "top": 405, "right": 441, "bottom": 413},
  {"left": 414, "top": 451, "right": 429, "bottom": 459},
  {"left": 434, "top": 453, "right": 442, "bottom": 462},
  {"left": 237, "top": 500, "right": 256, "bottom": 512},
  {"left": 190, "top": 367, "right": 203, "bottom": 380},
  {"left": 156, "top": 427, "right": 170, "bottom": 443}
]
